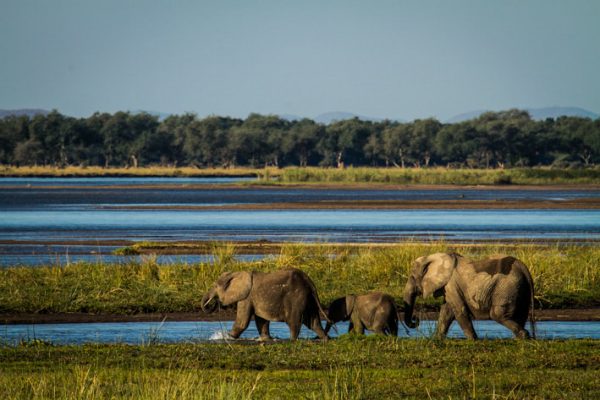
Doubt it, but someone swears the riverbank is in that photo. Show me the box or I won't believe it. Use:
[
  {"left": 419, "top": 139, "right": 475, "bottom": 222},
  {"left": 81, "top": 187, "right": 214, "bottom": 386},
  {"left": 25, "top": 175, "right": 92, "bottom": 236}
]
[{"left": 1, "top": 339, "right": 598, "bottom": 399}]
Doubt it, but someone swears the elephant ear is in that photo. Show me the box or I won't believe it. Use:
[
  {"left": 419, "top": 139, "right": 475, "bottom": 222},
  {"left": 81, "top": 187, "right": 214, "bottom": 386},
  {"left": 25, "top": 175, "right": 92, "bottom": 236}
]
[
  {"left": 419, "top": 253, "right": 456, "bottom": 298},
  {"left": 345, "top": 295, "right": 356, "bottom": 317},
  {"left": 216, "top": 271, "right": 253, "bottom": 306}
]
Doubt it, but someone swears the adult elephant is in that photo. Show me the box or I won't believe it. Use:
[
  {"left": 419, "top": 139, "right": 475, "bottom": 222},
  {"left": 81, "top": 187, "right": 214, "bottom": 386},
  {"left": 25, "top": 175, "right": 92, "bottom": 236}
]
[
  {"left": 325, "top": 292, "right": 399, "bottom": 336},
  {"left": 201, "top": 268, "right": 329, "bottom": 341},
  {"left": 403, "top": 253, "right": 535, "bottom": 339}
]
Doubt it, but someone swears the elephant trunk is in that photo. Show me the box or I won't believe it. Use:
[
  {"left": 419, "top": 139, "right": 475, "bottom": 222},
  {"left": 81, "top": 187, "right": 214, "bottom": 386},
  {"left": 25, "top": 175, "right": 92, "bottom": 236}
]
[
  {"left": 201, "top": 288, "right": 219, "bottom": 314},
  {"left": 403, "top": 278, "right": 420, "bottom": 329}
]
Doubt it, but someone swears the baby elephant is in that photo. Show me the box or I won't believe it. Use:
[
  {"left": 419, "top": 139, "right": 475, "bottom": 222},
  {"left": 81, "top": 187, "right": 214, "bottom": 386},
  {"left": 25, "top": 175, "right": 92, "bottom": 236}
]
[{"left": 325, "top": 292, "right": 399, "bottom": 336}]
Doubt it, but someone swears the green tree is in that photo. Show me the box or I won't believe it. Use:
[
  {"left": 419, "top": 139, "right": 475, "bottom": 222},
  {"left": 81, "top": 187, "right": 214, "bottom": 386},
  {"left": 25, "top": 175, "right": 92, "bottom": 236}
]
[{"left": 283, "top": 119, "right": 323, "bottom": 166}]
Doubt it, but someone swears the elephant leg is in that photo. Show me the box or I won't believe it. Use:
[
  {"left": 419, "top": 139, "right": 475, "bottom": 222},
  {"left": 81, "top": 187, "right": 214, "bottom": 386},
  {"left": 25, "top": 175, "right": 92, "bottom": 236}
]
[
  {"left": 355, "top": 322, "right": 366, "bottom": 335},
  {"left": 254, "top": 316, "right": 272, "bottom": 341},
  {"left": 388, "top": 316, "right": 398, "bottom": 336},
  {"left": 498, "top": 319, "right": 530, "bottom": 339},
  {"left": 287, "top": 309, "right": 304, "bottom": 341},
  {"left": 229, "top": 301, "right": 253, "bottom": 339},
  {"left": 308, "top": 314, "right": 328, "bottom": 341},
  {"left": 350, "top": 316, "right": 365, "bottom": 335},
  {"left": 371, "top": 316, "right": 390, "bottom": 335},
  {"left": 347, "top": 321, "right": 354, "bottom": 333},
  {"left": 491, "top": 306, "right": 530, "bottom": 339},
  {"left": 435, "top": 303, "right": 455, "bottom": 338},
  {"left": 452, "top": 305, "right": 477, "bottom": 340}
]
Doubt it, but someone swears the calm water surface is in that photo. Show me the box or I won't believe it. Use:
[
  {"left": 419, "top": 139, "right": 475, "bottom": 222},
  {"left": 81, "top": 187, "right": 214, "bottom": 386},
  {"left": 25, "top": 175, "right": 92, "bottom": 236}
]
[{"left": 2, "top": 320, "right": 598, "bottom": 344}]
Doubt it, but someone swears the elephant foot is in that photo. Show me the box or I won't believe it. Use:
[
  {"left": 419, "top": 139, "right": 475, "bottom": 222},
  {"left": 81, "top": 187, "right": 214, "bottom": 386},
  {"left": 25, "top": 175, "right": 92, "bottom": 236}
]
[
  {"left": 517, "top": 330, "right": 530, "bottom": 339},
  {"left": 258, "top": 335, "right": 273, "bottom": 342}
]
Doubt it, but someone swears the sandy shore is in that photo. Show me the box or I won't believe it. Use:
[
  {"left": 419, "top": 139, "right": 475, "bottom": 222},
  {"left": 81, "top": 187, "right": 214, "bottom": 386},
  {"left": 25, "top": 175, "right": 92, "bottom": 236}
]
[{"left": 2, "top": 308, "right": 599, "bottom": 325}]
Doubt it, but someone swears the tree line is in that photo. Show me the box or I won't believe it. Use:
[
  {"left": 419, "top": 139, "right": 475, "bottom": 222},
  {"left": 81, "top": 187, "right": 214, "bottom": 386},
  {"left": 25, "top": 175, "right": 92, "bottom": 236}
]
[{"left": 0, "top": 109, "right": 598, "bottom": 168}]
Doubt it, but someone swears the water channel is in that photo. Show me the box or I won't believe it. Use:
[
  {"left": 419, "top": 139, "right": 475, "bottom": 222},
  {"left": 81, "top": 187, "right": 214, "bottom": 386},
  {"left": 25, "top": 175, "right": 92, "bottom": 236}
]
[
  {"left": 1, "top": 177, "right": 599, "bottom": 266},
  {"left": 3, "top": 320, "right": 599, "bottom": 344}
]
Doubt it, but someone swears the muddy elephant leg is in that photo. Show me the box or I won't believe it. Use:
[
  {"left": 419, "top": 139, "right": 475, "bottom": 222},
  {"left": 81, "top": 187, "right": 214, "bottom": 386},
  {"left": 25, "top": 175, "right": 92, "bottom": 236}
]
[
  {"left": 435, "top": 303, "right": 456, "bottom": 338},
  {"left": 229, "top": 300, "right": 253, "bottom": 339},
  {"left": 254, "top": 316, "right": 272, "bottom": 341}
]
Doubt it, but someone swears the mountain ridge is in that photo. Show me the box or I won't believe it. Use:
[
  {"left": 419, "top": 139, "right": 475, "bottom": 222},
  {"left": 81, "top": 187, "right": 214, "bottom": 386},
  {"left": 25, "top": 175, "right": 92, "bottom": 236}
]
[{"left": 2, "top": 107, "right": 598, "bottom": 123}]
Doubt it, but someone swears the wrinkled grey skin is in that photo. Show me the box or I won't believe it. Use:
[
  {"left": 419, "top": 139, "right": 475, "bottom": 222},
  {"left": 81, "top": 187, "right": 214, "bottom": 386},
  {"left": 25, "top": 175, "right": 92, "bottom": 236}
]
[
  {"left": 325, "top": 292, "right": 399, "bottom": 336},
  {"left": 201, "top": 268, "right": 329, "bottom": 341},
  {"left": 403, "top": 253, "right": 536, "bottom": 340}
]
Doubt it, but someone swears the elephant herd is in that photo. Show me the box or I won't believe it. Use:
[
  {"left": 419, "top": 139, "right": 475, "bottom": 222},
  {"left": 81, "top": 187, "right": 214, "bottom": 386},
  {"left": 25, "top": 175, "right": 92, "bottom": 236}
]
[{"left": 201, "top": 252, "right": 536, "bottom": 341}]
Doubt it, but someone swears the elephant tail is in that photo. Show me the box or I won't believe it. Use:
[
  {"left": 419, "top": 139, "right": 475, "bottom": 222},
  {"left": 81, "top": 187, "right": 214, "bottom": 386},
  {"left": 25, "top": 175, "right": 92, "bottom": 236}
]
[
  {"left": 529, "top": 279, "right": 536, "bottom": 339},
  {"left": 518, "top": 259, "right": 536, "bottom": 339},
  {"left": 304, "top": 273, "right": 332, "bottom": 324}
]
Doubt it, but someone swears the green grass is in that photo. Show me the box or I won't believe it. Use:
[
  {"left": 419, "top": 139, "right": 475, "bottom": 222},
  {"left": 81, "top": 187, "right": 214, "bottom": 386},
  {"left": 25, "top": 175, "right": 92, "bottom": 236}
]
[
  {"left": 1, "top": 242, "right": 599, "bottom": 314},
  {"left": 273, "top": 167, "right": 600, "bottom": 185},
  {"left": 0, "top": 338, "right": 598, "bottom": 399}
]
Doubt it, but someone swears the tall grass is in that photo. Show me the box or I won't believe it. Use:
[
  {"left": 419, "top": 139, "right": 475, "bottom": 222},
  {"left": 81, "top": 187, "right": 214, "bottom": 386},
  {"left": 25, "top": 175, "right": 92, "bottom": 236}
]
[
  {"left": 275, "top": 166, "right": 600, "bottom": 185},
  {"left": 1, "top": 242, "right": 598, "bottom": 313},
  {"left": 0, "top": 165, "right": 269, "bottom": 177},
  {"left": 3, "top": 165, "right": 599, "bottom": 185}
]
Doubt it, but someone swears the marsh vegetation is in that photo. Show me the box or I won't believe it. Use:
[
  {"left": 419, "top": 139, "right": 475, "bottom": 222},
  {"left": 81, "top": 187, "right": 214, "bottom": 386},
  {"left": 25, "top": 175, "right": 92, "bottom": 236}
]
[{"left": 1, "top": 242, "right": 598, "bottom": 315}]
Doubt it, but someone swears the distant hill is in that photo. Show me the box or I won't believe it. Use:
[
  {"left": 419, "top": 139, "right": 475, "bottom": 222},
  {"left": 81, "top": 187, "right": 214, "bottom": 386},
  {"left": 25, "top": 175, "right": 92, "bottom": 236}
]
[
  {"left": 314, "top": 111, "right": 400, "bottom": 124},
  {"left": 131, "top": 110, "right": 173, "bottom": 121},
  {"left": 526, "top": 107, "right": 599, "bottom": 120},
  {"left": 278, "top": 113, "right": 304, "bottom": 122},
  {"left": 446, "top": 107, "right": 599, "bottom": 123},
  {"left": 0, "top": 109, "right": 49, "bottom": 119}
]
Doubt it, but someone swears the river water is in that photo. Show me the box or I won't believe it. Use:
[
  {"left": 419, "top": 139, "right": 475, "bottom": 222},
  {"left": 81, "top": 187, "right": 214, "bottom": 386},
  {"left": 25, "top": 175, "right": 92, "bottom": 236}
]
[
  {"left": 2, "top": 320, "right": 599, "bottom": 344},
  {"left": 1, "top": 177, "right": 599, "bottom": 266}
]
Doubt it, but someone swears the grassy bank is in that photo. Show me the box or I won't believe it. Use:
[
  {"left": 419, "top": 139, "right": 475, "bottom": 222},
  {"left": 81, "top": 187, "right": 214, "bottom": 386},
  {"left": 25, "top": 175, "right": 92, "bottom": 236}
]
[
  {"left": 274, "top": 167, "right": 600, "bottom": 185},
  {"left": 2, "top": 165, "right": 600, "bottom": 185},
  {"left": 0, "top": 338, "right": 598, "bottom": 399},
  {"left": 0, "top": 165, "right": 266, "bottom": 178},
  {"left": 1, "top": 243, "right": 599, "bottom": 314}
]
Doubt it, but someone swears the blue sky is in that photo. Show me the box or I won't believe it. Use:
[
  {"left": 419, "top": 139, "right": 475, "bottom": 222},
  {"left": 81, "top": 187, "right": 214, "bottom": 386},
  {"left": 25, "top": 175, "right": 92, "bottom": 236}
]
[{"left": 1, "top": 0, "right": 599, "bottom": 120}]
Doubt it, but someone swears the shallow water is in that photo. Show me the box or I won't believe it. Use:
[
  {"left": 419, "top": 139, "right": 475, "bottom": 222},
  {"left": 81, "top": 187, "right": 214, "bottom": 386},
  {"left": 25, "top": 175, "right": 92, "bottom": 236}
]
[
  {"left": 1, "top": 209, "right": 598, "bottom": 242},
  {"left": 2, "top": 320, "right": 598, "bottom": 345}
]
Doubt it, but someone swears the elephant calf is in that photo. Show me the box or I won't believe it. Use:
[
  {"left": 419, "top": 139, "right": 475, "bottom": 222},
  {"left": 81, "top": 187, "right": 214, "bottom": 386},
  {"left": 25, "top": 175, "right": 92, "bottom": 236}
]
[
  {"left": 325, "top": 292, "right": 399, "bottom": 336},
  {"left": 403, "top": 252, "right": 536, "bottom": 339},
  {"left": 201, "top": 268, "right": 329, "bottom": 341}
]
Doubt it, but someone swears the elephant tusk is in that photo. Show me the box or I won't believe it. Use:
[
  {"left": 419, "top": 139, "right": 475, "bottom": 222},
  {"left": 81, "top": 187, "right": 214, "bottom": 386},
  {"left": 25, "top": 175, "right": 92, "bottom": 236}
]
[{"left": 203, "top": 297, "right": 214, "bottom": 308}]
